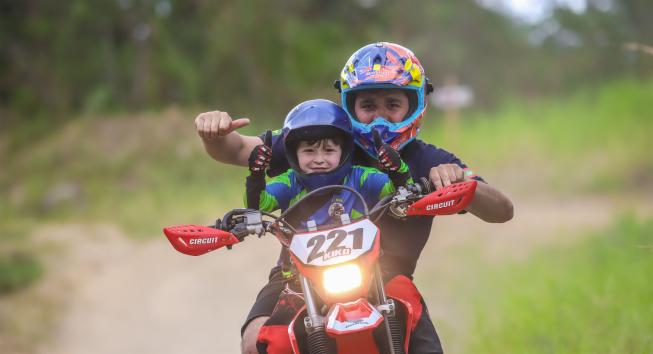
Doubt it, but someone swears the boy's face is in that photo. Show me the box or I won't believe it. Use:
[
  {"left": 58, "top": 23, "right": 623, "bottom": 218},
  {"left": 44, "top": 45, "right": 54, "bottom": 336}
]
[
  {"left": 353, "top": 89, "right": 410, "bottom": 124},
  {"left": 296, "top": 139, "right": 342, "bottom": 174}
]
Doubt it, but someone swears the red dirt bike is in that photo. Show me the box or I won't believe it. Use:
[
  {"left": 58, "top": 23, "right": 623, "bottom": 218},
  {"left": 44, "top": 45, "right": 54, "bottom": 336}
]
[{"left": 164, "top": 178, "right": 476, "bottom": 354}]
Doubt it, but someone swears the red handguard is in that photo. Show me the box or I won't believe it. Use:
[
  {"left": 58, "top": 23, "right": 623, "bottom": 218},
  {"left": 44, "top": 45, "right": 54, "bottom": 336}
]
[
  {"left": 163, "top": 224, "right": 239, "bottom": 256},
  {"left": 406, "top": 180, "right": 477, "bottom": 216}
]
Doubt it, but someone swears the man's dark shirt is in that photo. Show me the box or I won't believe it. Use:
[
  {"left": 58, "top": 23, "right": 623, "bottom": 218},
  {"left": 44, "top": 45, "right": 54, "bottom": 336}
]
[
  {"left": 262, "top": 132, "right": 484, "bottom": 277},
  {"left": 242, "top": 132, "right": 484, "bottom": 344}
]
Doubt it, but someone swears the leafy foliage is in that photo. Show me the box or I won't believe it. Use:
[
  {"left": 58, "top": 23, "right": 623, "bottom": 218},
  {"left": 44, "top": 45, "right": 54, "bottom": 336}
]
[{"left": 2, "top": 0, "right": 651, "bottom": 132}]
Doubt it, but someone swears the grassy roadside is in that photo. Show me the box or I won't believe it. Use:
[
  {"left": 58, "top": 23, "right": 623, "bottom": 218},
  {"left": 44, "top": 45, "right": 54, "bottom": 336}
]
[
  {"left": 3, "top": 79, "right": 651, "bottom": 233},
  {"left": 0, "top": 252, "right": 42, "bottom": 295},
  {"left": 421, "top": 79, "right": 653, "bottom": 193},
  {"left": 0, "top": 78, "right": 651, "bottom": 293},
  {"left": 461, "top": 215, "right": 653, "bottom": 353}
]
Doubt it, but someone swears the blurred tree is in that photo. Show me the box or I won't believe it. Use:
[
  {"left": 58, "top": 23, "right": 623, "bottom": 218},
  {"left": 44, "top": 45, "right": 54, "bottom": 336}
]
[
  {"left": 535, "top": 0, "right": 653, "bottom": 91},
  {"left": 1, "top": 0, "right": 649, "bottom": 133}
]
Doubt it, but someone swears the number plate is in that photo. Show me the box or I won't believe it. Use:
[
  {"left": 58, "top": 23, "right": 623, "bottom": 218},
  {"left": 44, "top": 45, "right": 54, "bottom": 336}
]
[{"left": 289, "top": 219, "right": 379, "bottom": 267}]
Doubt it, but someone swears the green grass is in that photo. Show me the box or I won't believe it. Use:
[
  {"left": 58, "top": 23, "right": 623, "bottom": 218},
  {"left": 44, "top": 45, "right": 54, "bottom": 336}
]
[
  {"left": 1, "top": 79, "right": 651, "bottom": 241},
  {"left": 421, "top": 78, "right": 653, "bottom": 193},
  {"left": 0, "top": 251, "right": 42, "bottom": 295},
  {"left": 1, "top": 110, "right": 251, "bottom": 239},
  {"left": 463, "top": 216, "right": 653, "bottom": 353}
]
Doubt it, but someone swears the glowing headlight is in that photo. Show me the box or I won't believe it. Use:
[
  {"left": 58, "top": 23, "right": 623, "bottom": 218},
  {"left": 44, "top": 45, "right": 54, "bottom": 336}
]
[{"left": 323, "top": 264, "right": 362, "bottom": 294}]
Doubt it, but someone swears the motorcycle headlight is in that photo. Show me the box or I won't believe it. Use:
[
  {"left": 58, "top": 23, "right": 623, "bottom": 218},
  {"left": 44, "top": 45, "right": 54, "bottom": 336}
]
[{"left": 323, "top": 264, "right": 362, "bottom": 294}]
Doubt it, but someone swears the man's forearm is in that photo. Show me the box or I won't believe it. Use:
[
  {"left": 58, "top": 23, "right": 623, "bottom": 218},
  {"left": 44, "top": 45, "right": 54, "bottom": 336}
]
[
  {"left": 201, "top": 132, "right": 262, "bottom": 167},
  {"left": 467, "top": 182, "right": 514, "bottom": 223}
]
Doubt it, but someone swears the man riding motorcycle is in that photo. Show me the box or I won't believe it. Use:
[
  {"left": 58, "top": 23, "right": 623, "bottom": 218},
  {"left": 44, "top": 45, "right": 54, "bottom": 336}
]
[
  {"left": 245, "top": 98, "right": 415, "bottom": 353},
  {"left": 194, "top": 42, "right": 514, "bottom": 353}
]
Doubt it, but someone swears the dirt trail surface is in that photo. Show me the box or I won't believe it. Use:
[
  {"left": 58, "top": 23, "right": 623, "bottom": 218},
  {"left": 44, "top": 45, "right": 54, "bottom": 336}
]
[
  {"left": 30, "top": 224, "right": 280, "bottom": 354},
  {"left": 17, "top": 195, "right": 651, "bottom": 354}
]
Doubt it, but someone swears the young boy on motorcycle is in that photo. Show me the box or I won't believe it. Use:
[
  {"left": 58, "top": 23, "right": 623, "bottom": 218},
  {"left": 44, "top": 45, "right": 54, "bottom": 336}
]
[
  {"left": 195, "top": 42, "right": 514, "bottom": 354},
  {"left": 245, "top": 98, "right": 411, "bottom": 226},
  {"left": 246, "top": 98, "right": 415, "bottom": 353}
]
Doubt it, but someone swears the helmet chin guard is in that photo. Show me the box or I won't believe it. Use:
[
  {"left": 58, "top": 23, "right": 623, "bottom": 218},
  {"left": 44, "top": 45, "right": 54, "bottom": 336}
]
[
  {"left": 295, "top": 160, "right": 353, "bottom": 191},
  {"left": 351, "top": 114, "right": 423, "bottom": 157}
]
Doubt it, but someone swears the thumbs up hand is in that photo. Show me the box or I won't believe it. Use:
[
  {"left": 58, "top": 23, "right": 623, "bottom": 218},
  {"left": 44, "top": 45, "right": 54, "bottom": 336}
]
[
  {"left": 373, "top": 130, "right": 411, "bottom": 187},
  {"left": 373, "top": 130, "right": 402, "bottom": 173},
  {"left": 195, "top": 111, "right": 250, "bottom": 140},
  {"left": 248, "top": 130, "right": 273, "bottom": 175}
]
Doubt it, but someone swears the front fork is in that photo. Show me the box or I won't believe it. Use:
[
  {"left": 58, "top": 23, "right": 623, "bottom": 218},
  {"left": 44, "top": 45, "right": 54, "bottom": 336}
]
[
  {"left": 300, "top": 274, "right": 333, "bottom": 354},
  {"left": 372, "top": 265, "right": 405, "bottom": 354},
  {"left": 299, "top": 265, "right": 405, "bottom": 354}
]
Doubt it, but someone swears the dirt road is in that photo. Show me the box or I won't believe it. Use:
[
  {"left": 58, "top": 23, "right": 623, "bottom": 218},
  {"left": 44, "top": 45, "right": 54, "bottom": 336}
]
[{"left": 16, "top": 194, "right": 650, "bottom": 354}]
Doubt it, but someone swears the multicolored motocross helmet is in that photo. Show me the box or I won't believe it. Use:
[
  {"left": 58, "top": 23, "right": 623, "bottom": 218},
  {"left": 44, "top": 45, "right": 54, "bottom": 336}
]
[
  {"left": 335, "top": 42, "right": 433, "bottom": 157},
  {"left": 283, "top": 99, "right": 354, "bottom": 191}
]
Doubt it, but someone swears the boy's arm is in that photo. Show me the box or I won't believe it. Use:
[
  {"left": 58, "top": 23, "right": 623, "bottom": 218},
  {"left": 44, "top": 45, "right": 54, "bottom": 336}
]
[
  {"left": 244, "top": 175, "right": 283, "bottom": 213},
  {"left": 383, "top": 159, "right": 412, "bottom": 188},
  {"left": 255, "top": 173, "right": 296, "bottom": 212},
  {"left": 195, "top": 110, "right": 263, "bottom": 166},
  {"left": 429, "top": 164, "right": 513, "bottom": 223},
  {"left": 246, "top": 132, "right": 274, "bottom": 210},
  {"left": 374, "top": 131, "right": 412, "bottom": 187},
  {"left": 246, "top": 150, "right": 270, "bottom": 210}
]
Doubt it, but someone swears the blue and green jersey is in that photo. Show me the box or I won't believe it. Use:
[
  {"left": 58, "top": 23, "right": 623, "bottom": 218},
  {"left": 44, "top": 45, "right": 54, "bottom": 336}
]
[{"left": 254, "top": 163, "right": 411, "bottom": 227}]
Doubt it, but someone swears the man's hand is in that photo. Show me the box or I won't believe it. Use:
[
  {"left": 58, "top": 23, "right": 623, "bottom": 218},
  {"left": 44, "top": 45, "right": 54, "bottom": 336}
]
[
  {"left": 429, "top": 164, "right": 466, "bottom": 190},
  {"left": 195, "top": 111, "right": 250, "bottom": 140}
]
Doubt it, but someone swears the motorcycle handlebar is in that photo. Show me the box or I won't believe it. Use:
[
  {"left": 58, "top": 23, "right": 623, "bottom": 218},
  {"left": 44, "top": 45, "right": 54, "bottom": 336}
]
[
  {"left": 369, "top": 177, "right": 434, "bottom": 219},
  {"left": 219, "top": 178, "right": 438, "bottom": 240},
  {"left": 217, "top": 209, "right": 295, "bottom": 244}
]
